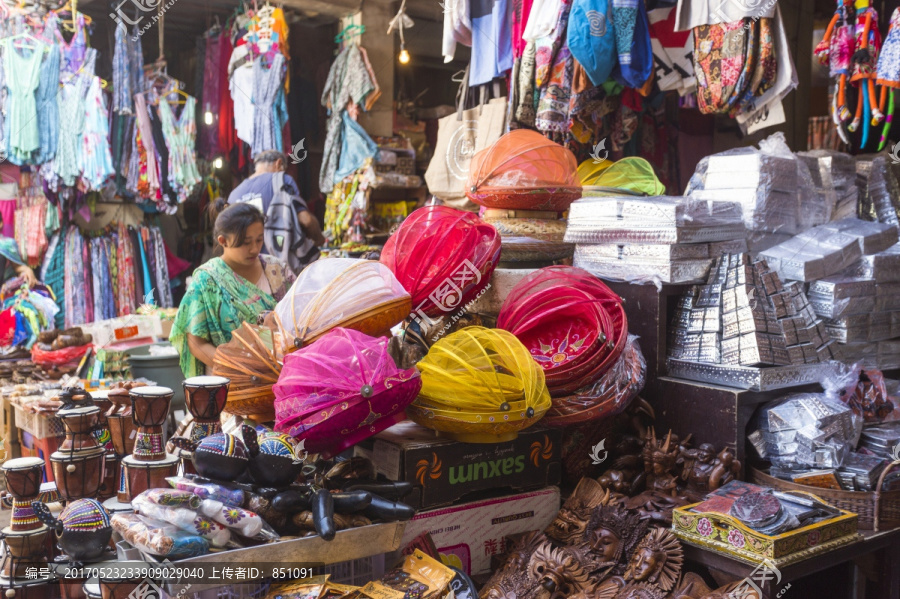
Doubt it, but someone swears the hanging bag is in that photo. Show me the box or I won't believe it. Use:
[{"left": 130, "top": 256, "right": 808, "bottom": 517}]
[
  {"left": 693, "top": 18, "right": 759, "bottom": 114},
  {"left": 266, "top": 172, "right": 318, "bottom": 273},
  {"left": 424, "top": 66, "right": 507, "bottom": 211}
]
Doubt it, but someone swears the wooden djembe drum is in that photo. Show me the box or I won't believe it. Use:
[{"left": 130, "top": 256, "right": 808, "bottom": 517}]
[
  {"left": 0, "top": 458, "right": 56, "bottom": 597},
  {"left": 168, "top": 376, "right": 230, "bottom": 475},
  {"left": 120, "top": 386, "right": 179, "bottom": 500}
]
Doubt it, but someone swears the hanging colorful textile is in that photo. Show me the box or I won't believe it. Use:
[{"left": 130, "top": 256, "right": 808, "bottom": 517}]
[
  {"left": 320, "top": 44, "right": 377, "bottom": 193},
  {"left": 2, "top": 37, "right": 43, "bottom": 163},
  {"left": 251, "top": 53, "right": 286, "bottom": 155},
  {"left": 158, "top": 96, "right": 202, "bottom": 199},
  {"left": 80, "top": 76, "right": 115, "bottom": 191}
]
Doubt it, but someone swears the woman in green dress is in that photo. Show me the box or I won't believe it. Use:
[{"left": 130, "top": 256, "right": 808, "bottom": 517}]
[
  {"left": 0, "top": 214, "right": 37, "bottom": 287},
  {"left": 170, "top": 201, "right": 295, "bottom": 377}
]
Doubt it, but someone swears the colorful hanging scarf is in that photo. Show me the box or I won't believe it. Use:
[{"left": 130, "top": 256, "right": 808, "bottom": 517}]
[
  {"left": 169, "top": 255, "right": 295, "bottom": 378},
  {"left": 534, "top": 0, "right": 573, "bottom": 88}
]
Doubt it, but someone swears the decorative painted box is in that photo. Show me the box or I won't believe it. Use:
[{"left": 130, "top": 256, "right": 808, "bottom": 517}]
[{"left": 672, "top": 491, "right": 860, "bottom": 567}]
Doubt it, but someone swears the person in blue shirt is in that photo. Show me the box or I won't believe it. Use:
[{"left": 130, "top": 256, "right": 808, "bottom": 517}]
[{"left": 227, "top": 150, "right": 326, "bottom": 251}]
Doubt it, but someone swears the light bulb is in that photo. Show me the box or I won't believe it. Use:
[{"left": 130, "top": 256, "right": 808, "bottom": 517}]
[
  {"left": 398, "top": 47, "right": 410, "bottom": 64},
  {"left": 204, "top": 111, "right": 214, "bottom": 125},
  {"left": 213, "top": 157, "right": 223, "bottom": 169}
]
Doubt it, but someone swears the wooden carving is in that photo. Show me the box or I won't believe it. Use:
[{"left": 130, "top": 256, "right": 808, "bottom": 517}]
[
  {"left": 478, "top": 531, "right": 547, "bottom": 599},
  {"left": 622, "top": 527, "right": 683, "bottom": 592},
  {"left": 545, "top": 478, "right": 611, "bottom": 544}
]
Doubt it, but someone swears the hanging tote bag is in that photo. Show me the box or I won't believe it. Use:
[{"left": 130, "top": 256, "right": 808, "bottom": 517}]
[{"left": 425, "top": 67, "right": 508, "bottom": 211}]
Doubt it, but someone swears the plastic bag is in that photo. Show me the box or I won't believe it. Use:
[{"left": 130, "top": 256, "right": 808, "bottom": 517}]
[
  {"left": 198, "top": 499, "right": 278, "bottom": 540},
  {"left": 686, "top": 133, "right": 829, "bottom": 234},
  {"left": 748, "top": 392, "right": 862, "bottom": 471},
  {"left": 358, "top": 550, "right": 455, "bottom": 599},
  {"left": 543, "top": 336, "right": 646, "bottom": 427},
  {"left": 132, "top": 492, "right": 231, "bottom": 548},
  {"left": 111, "top": 513, "right": 209, "bottom": 559},
  {"left": 823, "top": 362, "right": 896, "bottom": 424},
  {"left": 30, "top": 342, "right": 91, "bottom": 366},
  {"left": 166, "top": 475, "right": 244, "bottom": 507}
]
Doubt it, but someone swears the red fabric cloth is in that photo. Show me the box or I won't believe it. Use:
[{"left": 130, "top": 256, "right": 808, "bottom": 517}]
[
  {"left": 512, "top": 0, "right": 534, "bottom": 58},
  {"left": 0, "top": 200, "right": 15, "bottom": 238},
  {"left": 218, "top": 34, "right": 236, "bottom": 156},
  {"left": 164, "top": 243, "right": 191, "bottom": 279}
]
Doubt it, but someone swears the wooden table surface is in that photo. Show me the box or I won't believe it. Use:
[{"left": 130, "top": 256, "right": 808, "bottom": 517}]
[{"left": 683, "top": 527, "right": 900, "bottom": 599}]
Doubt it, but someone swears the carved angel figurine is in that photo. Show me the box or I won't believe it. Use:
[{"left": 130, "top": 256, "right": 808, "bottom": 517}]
[{"left": 642, "top": 428, "right": 681, "bottom": 496}]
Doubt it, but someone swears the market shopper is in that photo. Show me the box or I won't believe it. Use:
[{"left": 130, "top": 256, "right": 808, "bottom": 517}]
[
  {"left": 0, "top": 214, "right": 37, "bottom": 287},
  {"left": 228, "top": 150, "right": 326, "bottom": 269},
  {"left": 170, "top": 201, "right": 296, "bottom": 377}
]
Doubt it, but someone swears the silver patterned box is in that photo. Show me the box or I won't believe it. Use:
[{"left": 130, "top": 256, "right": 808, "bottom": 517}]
[
  {"left": 665, "top": 360, "right": 837, "bottom": 391},
  {"left": 843, "top": 243, "right": 900, "bottom": 283},
  {"left": 572, "top": 249, "right": 714, "bottom": 284},
  {"left": 818, "top": 218, "right": 899, "bottom": 255}
]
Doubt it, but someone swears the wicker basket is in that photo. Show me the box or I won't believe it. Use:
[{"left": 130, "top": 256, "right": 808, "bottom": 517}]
[
  {"left": 467, "top": 187, "right": 582, "bottom": 212},
  {"left": 750, "top": 463, "right": 900, "bottom": 531}
]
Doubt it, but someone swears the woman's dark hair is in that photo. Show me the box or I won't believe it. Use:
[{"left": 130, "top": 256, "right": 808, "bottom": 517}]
[{"left": 208, "top": 199, "right": 265, "bottom": 247}]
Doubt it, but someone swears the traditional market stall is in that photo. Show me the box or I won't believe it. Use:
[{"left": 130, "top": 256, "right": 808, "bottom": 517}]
[{"left": 4, "top": 0, "right": 900, "bottom": 598}]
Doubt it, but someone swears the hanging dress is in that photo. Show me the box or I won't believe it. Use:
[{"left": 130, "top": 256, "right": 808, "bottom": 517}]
[
  {"left": 80, "top": 76, "right": 115, "bottom": 191},
  {"left": 48, "top": 48, "right": 95, "bottom": 189},
  {"left": 251, "top": 53, "right": 285, "bottom": 156},
  {"left": 133, "top": 93, "right": 161, "bottom": 201},
  {"left": 2, "top": 38, "right": 44, "bottom": 163},
  {"left": 33, "top": 44, "right": 60, "bottom": 165},
  {"left": 113, "top": 24, "right": 133, "bottom": 114},
  {"left": 52, "top": 13, "right": 88, "bottom": 77},
  {"left": 158, "top": 95, "right": 202, "bottom": 200}
]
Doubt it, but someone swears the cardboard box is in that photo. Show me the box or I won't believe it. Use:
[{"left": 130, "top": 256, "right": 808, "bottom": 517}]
[
  {"left": 363, "top": 422, "right": 562, "bottom": 509},
  {"left": 399, "top": 487, "right": 560, "bottom": 575}
]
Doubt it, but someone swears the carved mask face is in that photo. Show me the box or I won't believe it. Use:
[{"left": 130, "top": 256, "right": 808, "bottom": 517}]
[
  {"left": 628, "top": 547, "right": 662, "bottom": 583},
  {"left": 527, "top": 545, "right": 589, "bottom": 599},
  {"left": 589, "top": 527, "right": 622, "bottom": 562},
  {"left": 546, "top": 502, "right": 589, "bottom": 544}
]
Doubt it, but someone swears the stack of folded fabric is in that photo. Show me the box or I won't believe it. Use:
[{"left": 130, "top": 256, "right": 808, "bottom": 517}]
[
  {"left": 565, "top": 196, "right": 746, "bottom": 284},
  {"left": 798, "top": 150, "right": 858, "bottom": 221}
]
